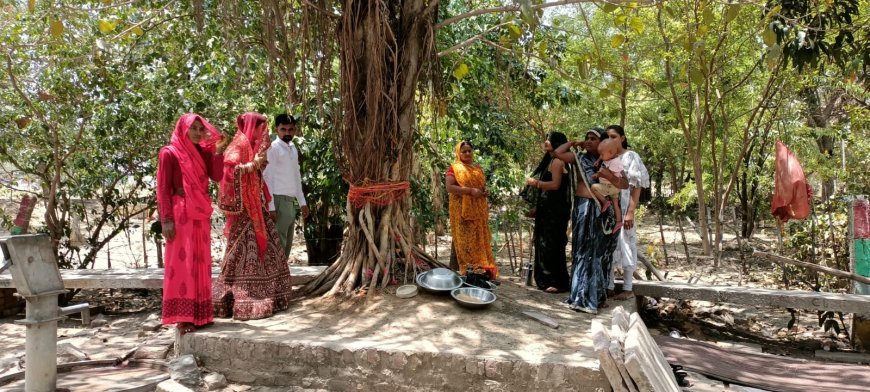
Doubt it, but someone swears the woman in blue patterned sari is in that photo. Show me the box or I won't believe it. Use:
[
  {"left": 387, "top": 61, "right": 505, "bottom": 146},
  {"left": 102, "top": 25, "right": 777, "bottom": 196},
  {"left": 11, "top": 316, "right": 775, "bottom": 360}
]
[{"left": 554, "top": 128, "right": 627, "bottom": 314}]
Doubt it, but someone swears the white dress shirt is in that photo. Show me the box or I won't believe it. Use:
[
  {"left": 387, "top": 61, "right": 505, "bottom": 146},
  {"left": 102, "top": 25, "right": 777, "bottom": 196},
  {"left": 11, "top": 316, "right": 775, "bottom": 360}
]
[{"left": 263, "top": 138, "right": 307, "bottom": 210}]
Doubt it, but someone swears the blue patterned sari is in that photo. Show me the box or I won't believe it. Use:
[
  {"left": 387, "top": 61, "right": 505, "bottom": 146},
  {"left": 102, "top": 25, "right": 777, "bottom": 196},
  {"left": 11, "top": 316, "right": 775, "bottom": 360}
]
[{"left": 565, "top": 152, "right": 617, "bottom": 311}]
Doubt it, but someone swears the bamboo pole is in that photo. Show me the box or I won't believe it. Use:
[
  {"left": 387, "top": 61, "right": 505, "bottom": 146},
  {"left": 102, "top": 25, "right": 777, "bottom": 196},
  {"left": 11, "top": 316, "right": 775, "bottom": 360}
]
[
  {"left": 753, "top": 250, "right": 870, "bottom": 285},
  {"left": 658, "top": 211, "right": 670, "bottom": 266},
  {"left": 637, "top": 254, "right": 665, "bottom": 281},
  {"left": 675, "top": 212, "right": 691, "bottom": 263}
]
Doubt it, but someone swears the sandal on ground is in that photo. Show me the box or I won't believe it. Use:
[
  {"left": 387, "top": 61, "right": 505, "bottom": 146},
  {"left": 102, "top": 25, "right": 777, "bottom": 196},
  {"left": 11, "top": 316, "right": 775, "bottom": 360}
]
[{"left": 670, "top": 364, "right": 690, "bottom": 387}]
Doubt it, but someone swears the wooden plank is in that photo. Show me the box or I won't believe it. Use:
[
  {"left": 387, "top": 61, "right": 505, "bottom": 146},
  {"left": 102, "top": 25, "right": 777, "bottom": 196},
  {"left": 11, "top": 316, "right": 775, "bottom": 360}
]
[
  {"left": 634, "top": 314, "right": 681, "bottom": 391},
  {"left": 521, "top": 310, "right": 559, "bottom": 329},
  {"left": 611, "top": 306, "right": 630, "bottom": 333},
  {"left": 609, "top": 306, "right": 638, "bottom": 392},
  {"left": 623, "top": 326, "right": 659, "bottom": 391},
  {"left": 591, "top": 320, "right": 629, "bottom": 392},
  {"left": 655, "top": 335, "right": 870, "bottom": 392},
  {"left": 624, "top": 313, "right": 681, "bottom": 392},
  {"left": 625, "top": 280, "right": 870, "bottom": 314},
  {"left": 814, "top": 350, "right": 870, "bottom": 364},
  {"left": 0, "top": 266, "right": 326, "bottom": 290}
]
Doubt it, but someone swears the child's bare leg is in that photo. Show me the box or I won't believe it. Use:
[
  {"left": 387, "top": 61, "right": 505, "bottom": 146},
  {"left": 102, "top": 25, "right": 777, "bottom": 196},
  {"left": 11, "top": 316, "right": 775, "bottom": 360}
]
[{"left": 612, "top": 196, "right": 622, "bottom": 223}]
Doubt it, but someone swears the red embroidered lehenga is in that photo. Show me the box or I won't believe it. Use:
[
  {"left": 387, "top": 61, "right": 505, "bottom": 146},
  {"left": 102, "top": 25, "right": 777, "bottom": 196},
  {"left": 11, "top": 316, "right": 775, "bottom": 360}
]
[
  {"left": 213, "top": 112, "right": 293, "bottom": 320},
  {"left": 157, "top": 113, "right": 223, "bottom": 327}
]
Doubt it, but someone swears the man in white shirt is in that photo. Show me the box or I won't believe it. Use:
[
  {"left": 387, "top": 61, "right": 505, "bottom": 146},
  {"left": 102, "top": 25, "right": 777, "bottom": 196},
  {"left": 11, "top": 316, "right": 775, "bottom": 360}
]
[{"left": 263, "top": 114, "right": 310, "bottom": 260}]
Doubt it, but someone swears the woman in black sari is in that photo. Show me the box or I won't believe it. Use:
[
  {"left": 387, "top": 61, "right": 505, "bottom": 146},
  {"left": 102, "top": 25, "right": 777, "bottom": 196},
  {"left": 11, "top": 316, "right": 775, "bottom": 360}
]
[{"left": 523, "top": 132, "right": 575, "bottom": 293}]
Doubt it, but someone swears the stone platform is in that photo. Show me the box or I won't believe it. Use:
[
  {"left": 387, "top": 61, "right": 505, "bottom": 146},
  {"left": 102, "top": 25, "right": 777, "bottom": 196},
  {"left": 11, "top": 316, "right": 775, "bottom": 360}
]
[{"left": 179, "top": 280, "right": 631, "bottom": 391}]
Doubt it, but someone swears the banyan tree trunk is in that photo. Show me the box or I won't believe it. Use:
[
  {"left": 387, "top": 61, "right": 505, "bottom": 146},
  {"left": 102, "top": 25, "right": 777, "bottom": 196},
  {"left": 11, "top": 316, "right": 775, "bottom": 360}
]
[{"left": 302, "top": 0, "right": 442, "bottom": 297}]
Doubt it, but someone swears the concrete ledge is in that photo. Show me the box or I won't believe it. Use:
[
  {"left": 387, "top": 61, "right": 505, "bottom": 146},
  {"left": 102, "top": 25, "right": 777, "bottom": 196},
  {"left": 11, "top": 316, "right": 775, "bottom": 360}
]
[
  {"left": 176, "top": 280, "right": 617, "bottom": 391},
  {"left": 629, "top": 280, "right": 870, "bottom": 313},
  {"left": 0, "top": 266, "right": 326, "bottom": 290},
  {"left": 178, "top": 333, "right": 609, "bottom": 392}
]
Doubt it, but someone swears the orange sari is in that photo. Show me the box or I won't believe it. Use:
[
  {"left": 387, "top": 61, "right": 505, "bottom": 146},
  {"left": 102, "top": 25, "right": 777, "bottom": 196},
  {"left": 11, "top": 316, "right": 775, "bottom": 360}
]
[{"left": 447, "top": 143, "right": 498, "bottom": 278}]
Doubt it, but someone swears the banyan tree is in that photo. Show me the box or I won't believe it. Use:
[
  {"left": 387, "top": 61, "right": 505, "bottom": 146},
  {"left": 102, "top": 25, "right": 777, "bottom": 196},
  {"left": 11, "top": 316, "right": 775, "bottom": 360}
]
[
  {"left": 302, "top": 0, "right": 445, "bottom": 296},
  {"left": 289, "top": 0, "right": 602, "bottom": 296}
]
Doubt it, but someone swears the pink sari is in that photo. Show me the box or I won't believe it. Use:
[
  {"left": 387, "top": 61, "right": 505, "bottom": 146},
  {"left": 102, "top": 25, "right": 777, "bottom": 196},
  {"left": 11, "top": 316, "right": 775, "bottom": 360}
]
[{"left": 157, "top": 113, "right": 222, "bottom": 326}]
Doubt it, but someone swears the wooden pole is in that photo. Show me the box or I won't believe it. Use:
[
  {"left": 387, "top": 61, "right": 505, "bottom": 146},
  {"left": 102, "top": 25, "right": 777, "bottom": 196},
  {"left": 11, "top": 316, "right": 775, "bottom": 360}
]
[
  {"left": 753, "top": 250, "right": 870, "bottom": 285},
  {"left": 675, "top": 212, "right": 691, "bottom": 263},
  {"left": 658, "top": 211, "right": 670, "bottom": 266},
  {"left": 141, "top": 214, "right": 148, "bottom": 268},
  {"left": 504, "top": 220, "right": 516, "bottom": 275},
  {"left": 775, "top": 219, "right": 788, "bottom": 288},
  {"left": 156, "top": 238, "right": 163, "bottom": 268},
  {"left": 735, "top": 227, "right": 745, "bottom": 287},
  {"left": 637, "top": 254, "right": 665, "bottom": 281},
  {"left": 518, "top": 219, "right": 524, "bottom": 268}
]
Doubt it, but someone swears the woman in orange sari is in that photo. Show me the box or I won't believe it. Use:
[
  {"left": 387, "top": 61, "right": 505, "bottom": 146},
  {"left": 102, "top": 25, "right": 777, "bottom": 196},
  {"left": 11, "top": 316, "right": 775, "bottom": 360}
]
[
  {"left": 445, "top": 141, "right": 499, "bottom": 279},
  {"left": 213, "top": 112, "right": 293, "bottom": 320}
]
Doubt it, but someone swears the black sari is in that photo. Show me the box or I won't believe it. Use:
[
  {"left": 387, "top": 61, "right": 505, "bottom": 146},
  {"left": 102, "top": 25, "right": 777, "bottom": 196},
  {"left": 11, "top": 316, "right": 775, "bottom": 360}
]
[
  {"left": 524, "top": 132, "right": 574, "bottom": 292},
  {"left": 532, "top": 167, "right": 571, "bottom": 291}
]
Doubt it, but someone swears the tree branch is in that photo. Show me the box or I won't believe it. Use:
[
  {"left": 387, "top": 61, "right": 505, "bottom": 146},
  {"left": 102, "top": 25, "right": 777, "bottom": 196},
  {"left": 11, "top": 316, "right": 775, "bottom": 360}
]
[
  {"left": 436, "top": 0, "right": 650, "bottom": 30},
  {"left": 301, "top": 0, "right": 340, "bottom": 19},
  {"left": 437, "top": 21, "right": 511, "bottom": 57},
  {"left": 480, "top": 37, "right": 618, "bottom": 95},
  {"left": 4, "top": 52, "right": 48, "bottom": 125},
  {"left": 0, "top": 182, "right": 41, "bottom": 197},
  {"left": 754, "top": 250, "right": 870, "bottom": 285}
]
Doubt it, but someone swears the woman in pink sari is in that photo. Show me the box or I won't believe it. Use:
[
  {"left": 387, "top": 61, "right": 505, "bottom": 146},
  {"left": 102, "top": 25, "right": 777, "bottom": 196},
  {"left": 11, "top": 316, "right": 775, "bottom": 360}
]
[
  {"left": 157, "top": 113, "right": 225, "bottom": 335},
  {"left": 213, "top": 112, "right": 293, "bottom": 320}
]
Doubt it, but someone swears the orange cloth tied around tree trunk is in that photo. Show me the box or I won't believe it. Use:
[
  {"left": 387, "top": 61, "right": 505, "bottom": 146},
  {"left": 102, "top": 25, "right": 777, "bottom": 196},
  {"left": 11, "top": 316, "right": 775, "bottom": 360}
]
[{"left": 448, "top": 142, "right": 498, "bottom": 278}]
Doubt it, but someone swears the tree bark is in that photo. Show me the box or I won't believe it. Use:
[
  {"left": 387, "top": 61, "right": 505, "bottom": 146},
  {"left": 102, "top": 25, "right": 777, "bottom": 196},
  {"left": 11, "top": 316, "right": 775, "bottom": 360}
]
[{"left": 302, "top": 0, "right": 442, "bottom": 296}]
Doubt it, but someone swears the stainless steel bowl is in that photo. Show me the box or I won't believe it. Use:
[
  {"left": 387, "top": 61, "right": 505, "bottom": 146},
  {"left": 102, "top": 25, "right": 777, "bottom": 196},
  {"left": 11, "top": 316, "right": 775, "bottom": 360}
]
[
  {"left": 460, "top": 277, "right": 497, "bottom": 291},
  {"left": 416, "top": 268, "right": 462, "bottom": 293},
  {"left": 451, "top": 287, "right": 497, "bottom": 309}
]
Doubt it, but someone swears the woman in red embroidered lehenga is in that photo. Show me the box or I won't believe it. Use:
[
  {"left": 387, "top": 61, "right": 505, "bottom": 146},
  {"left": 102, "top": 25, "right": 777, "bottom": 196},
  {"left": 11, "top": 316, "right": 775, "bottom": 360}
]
[
  {"left": 157, "top": 113, "right": 225, "bottom": 335},
  {"left": 213, "top": 112, "right": 293, "bottom": 320}
]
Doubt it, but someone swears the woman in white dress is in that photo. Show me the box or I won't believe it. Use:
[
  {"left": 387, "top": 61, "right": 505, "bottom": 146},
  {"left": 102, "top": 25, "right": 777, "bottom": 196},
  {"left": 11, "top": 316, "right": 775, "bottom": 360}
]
[{"left": 603, "top": 125, "right": 650, "bottom": 301}]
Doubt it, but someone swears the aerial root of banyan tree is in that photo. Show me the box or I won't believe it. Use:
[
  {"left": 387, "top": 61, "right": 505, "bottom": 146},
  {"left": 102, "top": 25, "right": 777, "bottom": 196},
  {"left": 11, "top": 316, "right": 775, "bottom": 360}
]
[{"left": 301, "top": 199, "right": 446, "bottom": 297}]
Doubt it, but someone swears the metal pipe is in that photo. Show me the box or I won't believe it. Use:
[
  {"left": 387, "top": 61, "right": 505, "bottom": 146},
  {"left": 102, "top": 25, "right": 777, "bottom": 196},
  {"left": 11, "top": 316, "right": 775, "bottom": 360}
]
[{"left": 59, "top": 303, "right": 91, "bottom": 326}]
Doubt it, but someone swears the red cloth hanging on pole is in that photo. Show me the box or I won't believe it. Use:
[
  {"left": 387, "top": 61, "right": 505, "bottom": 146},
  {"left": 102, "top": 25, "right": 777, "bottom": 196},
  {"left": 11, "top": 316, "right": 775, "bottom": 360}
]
[{"left": 771, "top": 141, "right": 813, "bottom": 222}]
